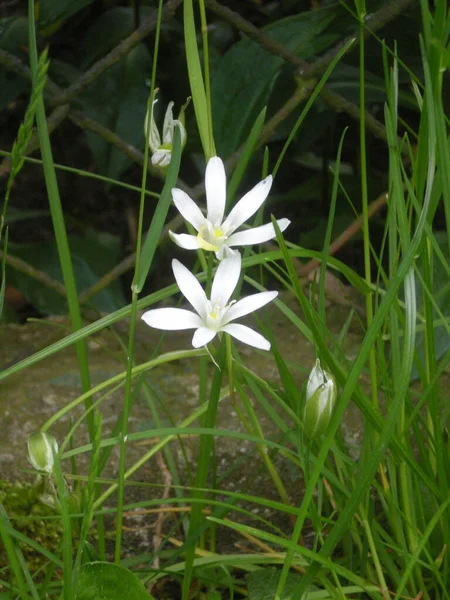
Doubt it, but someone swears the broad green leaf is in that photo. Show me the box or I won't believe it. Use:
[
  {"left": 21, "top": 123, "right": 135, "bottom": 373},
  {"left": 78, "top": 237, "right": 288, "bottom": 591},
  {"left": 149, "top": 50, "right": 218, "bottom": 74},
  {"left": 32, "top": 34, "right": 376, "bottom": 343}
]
[
  {"left": 38, "top": 0, "right": 97, "bottom": 28},
  {"left": 78, "top": 7, "right": 156, "bottom": 68},
  {"left": 75, "top": 562, "right": 154, "bottom": 600},
  {"left": 211, "top": 8, "right": 338, "bottom": 158},
  {"left": 79, "top": 44, "right": 151, "bottom": 181},
  {"left": 7, "top": 229, "right": 126, "bottom": 314},
  {"left": 49, "top": 58, "right": 81, "bottom": 89}
]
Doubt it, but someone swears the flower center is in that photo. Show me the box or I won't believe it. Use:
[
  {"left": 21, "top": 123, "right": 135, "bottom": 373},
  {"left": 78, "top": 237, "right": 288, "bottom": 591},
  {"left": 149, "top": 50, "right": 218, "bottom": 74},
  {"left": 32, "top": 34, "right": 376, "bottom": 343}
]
[
  {"left": 197, "top": 223, "right": 228, "bottom": 252},
  {"left": 205, "top": 301, "right": 225, "bottom": 330},
  {"left": 204, "top": 299, "right": 235, "bottom": 331}
]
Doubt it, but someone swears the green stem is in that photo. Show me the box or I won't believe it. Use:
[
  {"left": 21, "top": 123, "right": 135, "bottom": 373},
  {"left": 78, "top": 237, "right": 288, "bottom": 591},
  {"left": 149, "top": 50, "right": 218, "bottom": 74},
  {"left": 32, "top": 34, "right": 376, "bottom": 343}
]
[
  {"left": 235, "top": 380, "right": 291, "bottom": 508},
  {"left": 358, "top": 4, "right": 379, "bottom": 414},
  {"left": 114, "top": 0, "right": 165, "bottom": 559},
  {"left": 226, "top": 334, "right": 235, "bottom": 405},
  {"left": 362, "top": 517, "right": 389, "bottom": 600},
  {"left": 182, "top": 340, "right": 225, "bottom": 600},
  {"left": 114, "top": 292, "right": 139, "bottom": 563}
]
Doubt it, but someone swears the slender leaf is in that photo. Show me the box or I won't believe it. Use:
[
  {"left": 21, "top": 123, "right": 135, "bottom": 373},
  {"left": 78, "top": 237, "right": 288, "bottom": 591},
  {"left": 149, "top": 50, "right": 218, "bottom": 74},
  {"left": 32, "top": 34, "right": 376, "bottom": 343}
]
[
  {"left": 184, "top": 0, "right": 214, "bottom": 158},
  {"left": 136, "top": 126, "right": 182, "bottom": 292}
]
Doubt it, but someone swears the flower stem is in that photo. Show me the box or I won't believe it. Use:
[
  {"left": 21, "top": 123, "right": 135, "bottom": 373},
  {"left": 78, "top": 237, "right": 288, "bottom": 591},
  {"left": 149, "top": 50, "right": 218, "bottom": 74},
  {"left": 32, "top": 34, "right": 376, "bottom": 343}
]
[
  {"left": 357, "top": 3, "right": 379, "bottom": 413},
  {"left": 114, "top": 0, "right": 165, "bottom": 561},
  {"left": 182, "top": 340, "right": 225, "bottom": 600},
  {"left": 205, "top": 251, "right": 214, "bottom": 296},
  {"left": 226, "top": 334, "right": 235, "bottom": 405}
]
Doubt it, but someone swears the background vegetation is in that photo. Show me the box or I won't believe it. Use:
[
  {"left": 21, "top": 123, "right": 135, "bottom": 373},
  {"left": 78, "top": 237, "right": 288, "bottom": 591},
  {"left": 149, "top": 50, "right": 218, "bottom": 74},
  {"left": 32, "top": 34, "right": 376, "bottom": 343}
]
[{"left": 0, "top": 0, "right": 449, "bottom": 599}]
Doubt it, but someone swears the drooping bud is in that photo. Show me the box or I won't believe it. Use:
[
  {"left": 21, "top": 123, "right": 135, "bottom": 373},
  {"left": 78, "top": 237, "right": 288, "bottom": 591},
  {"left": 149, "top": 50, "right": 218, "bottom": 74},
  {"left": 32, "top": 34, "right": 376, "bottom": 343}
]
[
  {"left": 303, "top": 359, "right": 337, "bottom": 439},
  {"left": 27, "top": 432, "right": 58, "bottom": 474},
  {"left": 144, "top": 90, "right": 190, "bottom": 170}
]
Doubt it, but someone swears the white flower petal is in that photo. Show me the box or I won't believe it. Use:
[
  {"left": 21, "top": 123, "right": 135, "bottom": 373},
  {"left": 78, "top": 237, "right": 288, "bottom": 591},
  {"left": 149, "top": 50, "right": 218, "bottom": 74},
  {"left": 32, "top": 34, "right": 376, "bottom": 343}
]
[
  {"left": 145, "top": 100, "right": 161, "bottom": 154},
  {"left": 152, "top": 149, "right": 171, "bottom": 168},
  {"left": 211, "top": 253, "right": 241, "bottom": 307},
  {"left": 192, "top": 327, "right": 217, "bottom": 347},
  {"left": 172, "top": 259, "right": 207, "bottom": 319},
  {"left": 205, "top": 157, "right": 227, "bottom": 226},
  {"left": 216, "top": 245, "right": 238, "bottom": 260},
  {"left": 221, "top": 323, "right": 271, "bottom": 350},
  {"left": 222, "top": 175, "right": 272, "bottom": 231},
  {"left": 169, "top": 231, "right": 201, "bottom": 250},
  {"left": 306, "top": 359, "right": 325, "bottom": 400},
  {"left": 172, "top": 189, "right": 206, "bottom": 231},
  {"left": 162, "top": 101, "right": 175, "bottom": 143},
  {"left": 227, "top": 218, "right": 290, "bottom": 247},
  {"left": 223, "top": 291, "right": 277, "bottom": 324},
  {"left": 142, "top": 308, "right": 202, "bottom": 330}
]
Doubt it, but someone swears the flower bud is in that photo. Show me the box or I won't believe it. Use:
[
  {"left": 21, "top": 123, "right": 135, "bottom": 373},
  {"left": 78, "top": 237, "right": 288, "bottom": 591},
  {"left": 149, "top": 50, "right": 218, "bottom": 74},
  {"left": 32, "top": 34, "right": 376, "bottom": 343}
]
[
  {"left": 144, "top": 90, "right": 190, "bottom": 170},
  {"left": 303, "top": 359, "right": 337, "bottom": 439},
  {"left": 27, "top": 432, "right": 58, "bottom": 473}
]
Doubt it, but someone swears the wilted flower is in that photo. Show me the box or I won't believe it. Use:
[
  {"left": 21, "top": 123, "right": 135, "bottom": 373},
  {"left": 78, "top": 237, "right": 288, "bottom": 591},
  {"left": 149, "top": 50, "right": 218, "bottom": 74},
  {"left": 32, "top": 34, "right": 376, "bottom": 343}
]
[
  {"left": 303, "top": 359, "right": 337, "bottom": 439},
  {"left": 169, "top": 156, "right": 290, "bottom": 260},
  {"left": 142, "top": 253, "right": 277, "bottom": 350},
  {"left": 27, "top": 432, "right": 58, "bottom": 474},
  {"left": 145, "top": 91, "right": 189, "bottom": 169}
]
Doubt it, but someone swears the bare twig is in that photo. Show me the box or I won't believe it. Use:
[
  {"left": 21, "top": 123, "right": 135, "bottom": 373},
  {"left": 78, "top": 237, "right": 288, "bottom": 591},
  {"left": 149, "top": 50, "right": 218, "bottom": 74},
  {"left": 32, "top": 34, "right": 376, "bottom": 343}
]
[
  {"left": 296, "top": 191, "right": 388, "bottom": 278},
  {"left": 78, "top": 252, "right": 136, "bottom": 305},
  {"left": 0, "top": 250, "right": 66, "bottom": 297}
]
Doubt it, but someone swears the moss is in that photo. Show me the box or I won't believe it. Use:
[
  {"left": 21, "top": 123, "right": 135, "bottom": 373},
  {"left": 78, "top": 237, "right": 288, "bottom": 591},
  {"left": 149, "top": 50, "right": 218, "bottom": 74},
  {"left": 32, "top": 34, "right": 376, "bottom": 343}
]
[{"left": 0, "top": 479, "right": 63, "bottom": 575}]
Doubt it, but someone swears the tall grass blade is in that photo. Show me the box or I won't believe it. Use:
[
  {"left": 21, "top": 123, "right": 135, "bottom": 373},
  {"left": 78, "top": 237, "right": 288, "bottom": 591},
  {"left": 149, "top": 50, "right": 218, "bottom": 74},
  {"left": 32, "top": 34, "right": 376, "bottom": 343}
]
[
  {"left": 27, "top": 2, "right": 93, "bottom": 438},
  {"left": 184, "top": 0, "right": 215, "bottom": 158}
]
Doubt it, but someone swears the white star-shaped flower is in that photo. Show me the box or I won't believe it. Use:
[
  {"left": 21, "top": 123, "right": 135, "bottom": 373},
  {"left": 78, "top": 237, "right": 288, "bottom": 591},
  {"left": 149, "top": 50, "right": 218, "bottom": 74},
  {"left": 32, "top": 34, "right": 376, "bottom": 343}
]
[
  {"left": 169, "top": 156, "right": 290, "bottom": 259},
  {"left": 141, "top": 253, "right": 277, "bottom": 350}
]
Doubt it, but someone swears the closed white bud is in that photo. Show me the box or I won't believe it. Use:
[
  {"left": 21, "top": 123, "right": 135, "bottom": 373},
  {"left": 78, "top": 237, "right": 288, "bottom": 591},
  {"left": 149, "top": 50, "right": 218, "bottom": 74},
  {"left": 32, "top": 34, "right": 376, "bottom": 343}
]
[
  {"left": 303, "top": 359, "right": 337, "bottom": 439},
  {"left": 27, "top": 432, "right": 58, "bottom": 474}
]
